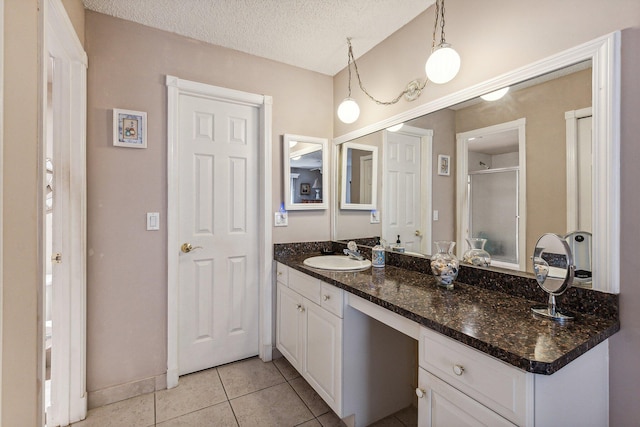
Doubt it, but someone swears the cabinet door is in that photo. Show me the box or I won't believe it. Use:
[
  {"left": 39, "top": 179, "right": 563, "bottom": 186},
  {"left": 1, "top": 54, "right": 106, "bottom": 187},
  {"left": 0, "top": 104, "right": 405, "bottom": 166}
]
[
  {"left": 276, "top": 283, "right": 304, "bottom": 371},
  {"left": 417, "top": 368, "right": 515, "bottom": 427},
  {"left": 304, "top": 300, "right": 342, "bottom": 414}
]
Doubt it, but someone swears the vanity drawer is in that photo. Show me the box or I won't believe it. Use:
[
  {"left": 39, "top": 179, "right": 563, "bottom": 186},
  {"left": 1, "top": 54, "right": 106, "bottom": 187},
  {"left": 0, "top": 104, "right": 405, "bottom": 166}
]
[
  {"left": 276, "top": 262, "right": 288, "bottom": 286},
  {"left": 289, "top": 268, "right": 321, "bottom": 304},
  {"left": 419, "top": 327, "right": 529, "bottom": 426},
  {"left": 320, "top": 283, "right": 344, "bottom": 318}
]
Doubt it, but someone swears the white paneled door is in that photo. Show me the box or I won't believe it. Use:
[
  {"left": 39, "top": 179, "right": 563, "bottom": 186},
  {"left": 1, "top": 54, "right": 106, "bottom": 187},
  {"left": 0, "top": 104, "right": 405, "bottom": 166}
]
[
  {"left": 384, "top": 131, "right": 423, "bottom": 252},
  {"left": 178, "top": 93, "right": 259, "bottom": 375}
]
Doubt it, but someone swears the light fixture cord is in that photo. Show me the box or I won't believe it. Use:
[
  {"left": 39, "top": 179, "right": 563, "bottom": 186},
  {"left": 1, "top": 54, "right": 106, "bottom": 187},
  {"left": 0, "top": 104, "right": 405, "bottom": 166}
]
[
  {"left": 432, "top": 0, "right": 447, "bottom": 49},
  {"left": 345, "top": 38, "right": 427, "bottom": 106}
]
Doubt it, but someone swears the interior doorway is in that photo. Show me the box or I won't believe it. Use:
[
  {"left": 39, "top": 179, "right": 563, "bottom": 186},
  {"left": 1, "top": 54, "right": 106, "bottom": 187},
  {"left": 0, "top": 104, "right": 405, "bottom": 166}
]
[
  {"left": 42, "top": 0, "right": 88, "bottom": 425},
  {"left": 382, "top": 126, "right": 432, "bottom": 255},
  {"left": 166, "top": 76, "right": 273, "bottom": 389}
]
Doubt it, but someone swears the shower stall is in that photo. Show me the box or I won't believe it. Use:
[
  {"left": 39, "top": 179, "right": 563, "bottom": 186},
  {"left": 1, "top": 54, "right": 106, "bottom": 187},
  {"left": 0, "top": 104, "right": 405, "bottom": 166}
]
[{"left": 467, "top": 167, "right": 520, "bottom": 268}]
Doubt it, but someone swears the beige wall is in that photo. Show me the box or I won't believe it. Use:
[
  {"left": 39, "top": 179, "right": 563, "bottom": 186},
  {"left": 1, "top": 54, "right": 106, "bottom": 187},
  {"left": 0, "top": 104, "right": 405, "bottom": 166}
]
[
  {"left": 332, "top": 1, "right": 640, "bottom": 424},
  {"left": 84, "top": 11, "right": 333, "bottom": 394},
  {"left": 62, "top": 0, "right": 85, "bottom": 46},
  {"left": 2, "top": 1, "right": 42, "bottom": 425}
]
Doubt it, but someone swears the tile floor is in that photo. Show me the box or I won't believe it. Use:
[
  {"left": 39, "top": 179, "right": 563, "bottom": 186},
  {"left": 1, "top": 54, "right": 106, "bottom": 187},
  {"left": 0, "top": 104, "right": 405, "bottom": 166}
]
[{"left": 71, "top": 356, "right": 417, "bottom": 427}]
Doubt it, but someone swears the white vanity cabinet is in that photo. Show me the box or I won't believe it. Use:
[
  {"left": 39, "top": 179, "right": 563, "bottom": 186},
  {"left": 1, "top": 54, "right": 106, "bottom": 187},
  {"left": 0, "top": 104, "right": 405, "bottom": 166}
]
[
  {"left": 276, "top": 263, "right": 416, "bottom": 427},
  {"left": 417, "top": 327, "right": 527, "bottom": 426},
  {"left": 416, "top": 327, "right": 609, "bottom": 427},
  {"left": 276, "top": 264, "right": 343, "bottom": 413}
]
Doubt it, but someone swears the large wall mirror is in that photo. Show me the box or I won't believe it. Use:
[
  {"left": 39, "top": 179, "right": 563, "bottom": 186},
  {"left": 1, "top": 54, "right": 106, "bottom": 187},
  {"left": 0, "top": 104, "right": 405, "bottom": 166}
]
[
  {"left": 332, "top": 33, "right": 620, "bottom": 294},
  {"left": 284, "top": 134, "right": 328, "bottom": 210}
]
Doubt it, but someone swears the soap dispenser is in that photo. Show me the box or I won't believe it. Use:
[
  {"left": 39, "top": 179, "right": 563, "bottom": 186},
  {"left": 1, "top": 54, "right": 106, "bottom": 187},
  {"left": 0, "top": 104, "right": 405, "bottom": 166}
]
[
  {"left": 394, "top": 235, "right": 405, "bottom": 253},
  {"left": 372, "top": 237, "right": 385, "bottom": 268}
]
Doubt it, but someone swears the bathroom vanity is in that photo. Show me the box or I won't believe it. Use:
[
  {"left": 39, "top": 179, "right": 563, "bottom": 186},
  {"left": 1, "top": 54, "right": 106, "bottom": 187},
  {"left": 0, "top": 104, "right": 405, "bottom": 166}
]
[{"left": 274, "top": 243, "right": 618, "bottom": 427}]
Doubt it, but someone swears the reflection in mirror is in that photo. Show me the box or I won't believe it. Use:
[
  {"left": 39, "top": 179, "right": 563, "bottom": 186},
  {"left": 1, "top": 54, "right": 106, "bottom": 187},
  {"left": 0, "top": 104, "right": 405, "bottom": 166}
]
[
  {"left": 457, "top": 119, "right": 526, "bottom": 271},
  {"left": 340, "top": 142, "right": 378, "bottom": 210},
  {"left": 335, "top": 61, "right": 592, "bottom": 273},
  {"left": 332, "top": 33, "right": 620, "bottom": 294},
  {"left": 531, "top": 233, "right": 575, "bottom": 322},
  {"left": 283, "top": 134, "right": 328, "bottom": 210}
]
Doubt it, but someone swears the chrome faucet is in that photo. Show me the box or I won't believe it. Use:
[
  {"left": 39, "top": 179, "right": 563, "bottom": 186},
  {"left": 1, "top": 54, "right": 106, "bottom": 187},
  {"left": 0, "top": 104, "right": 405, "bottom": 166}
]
[{"left": 343, "top": 241, "right": 365, "bottom": 260}]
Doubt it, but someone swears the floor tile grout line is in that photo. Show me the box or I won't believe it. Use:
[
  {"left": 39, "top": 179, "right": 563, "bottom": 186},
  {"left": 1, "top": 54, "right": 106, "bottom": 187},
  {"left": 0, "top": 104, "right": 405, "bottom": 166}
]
[{"left": 287, "top": 376, "right": 330, "bottom": 420}]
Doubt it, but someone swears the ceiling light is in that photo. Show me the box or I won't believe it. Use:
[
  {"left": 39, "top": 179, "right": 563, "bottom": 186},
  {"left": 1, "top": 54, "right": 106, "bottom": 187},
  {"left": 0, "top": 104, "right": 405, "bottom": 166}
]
[
  {"left": 386, "top": 123, "right": 404, "bottom": 132},
  {"left": 481, "top": 87, "right": 510, "bottom": 101},
  {"left": 425, "top": 0, "right": 460, "bottom": 84}
]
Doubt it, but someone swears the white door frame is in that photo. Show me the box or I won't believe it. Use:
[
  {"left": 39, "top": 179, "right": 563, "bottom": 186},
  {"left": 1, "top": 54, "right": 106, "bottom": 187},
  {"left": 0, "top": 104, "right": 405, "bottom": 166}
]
[
  {"left": 382, "top": 126, "right": 433, "bottom": 255},
  {"left": 42, "top": 0, "right": 88, "bottom": 425},
  {"left": 166, "top": 76, "right": 273, "bottom": 388},
  {"left": 0, "top": 0, "right": 4, "bottom": 421},
  {"left": 566, "top": 107, "right": 593, "bottom": 232},
  {"left": 456, "top": 118, "right": 526, "bottom": 271}
]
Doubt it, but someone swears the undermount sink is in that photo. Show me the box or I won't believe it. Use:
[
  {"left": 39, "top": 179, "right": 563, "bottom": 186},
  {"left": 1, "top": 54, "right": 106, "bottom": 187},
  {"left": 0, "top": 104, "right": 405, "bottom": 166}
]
[{"left": 303, "top": 255, "right": 372, "bottom": 271}]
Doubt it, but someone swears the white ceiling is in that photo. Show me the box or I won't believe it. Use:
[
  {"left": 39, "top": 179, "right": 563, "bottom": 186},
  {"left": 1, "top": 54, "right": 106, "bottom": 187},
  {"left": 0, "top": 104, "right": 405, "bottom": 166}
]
[{"left": 82, "top": 0, "right": 433, "bottom": 76}]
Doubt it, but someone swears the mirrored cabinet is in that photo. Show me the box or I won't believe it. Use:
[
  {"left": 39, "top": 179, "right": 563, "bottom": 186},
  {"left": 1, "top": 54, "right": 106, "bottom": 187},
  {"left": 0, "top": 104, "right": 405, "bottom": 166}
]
[
  {"left": 283, "top": 134, "right": 329, "bottom": 210},
  {"left": 340, "top": 142, "right": 378, "bottom": 210}
]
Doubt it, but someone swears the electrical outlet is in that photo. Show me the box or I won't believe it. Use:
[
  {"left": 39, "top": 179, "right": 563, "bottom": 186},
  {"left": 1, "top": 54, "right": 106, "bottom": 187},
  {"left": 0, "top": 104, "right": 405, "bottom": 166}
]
[
  {"left": 433, "top": 210, "right": 439, "bottom": 221},
  {"left": 275, "top": 211, "right": 288, "bottom": 227}
]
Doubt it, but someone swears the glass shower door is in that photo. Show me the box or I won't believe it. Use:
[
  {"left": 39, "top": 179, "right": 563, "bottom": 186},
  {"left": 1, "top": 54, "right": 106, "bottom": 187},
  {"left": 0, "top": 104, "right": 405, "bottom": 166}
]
[{"left": 468, "top": 169, "right": 519, "bottom": 267}]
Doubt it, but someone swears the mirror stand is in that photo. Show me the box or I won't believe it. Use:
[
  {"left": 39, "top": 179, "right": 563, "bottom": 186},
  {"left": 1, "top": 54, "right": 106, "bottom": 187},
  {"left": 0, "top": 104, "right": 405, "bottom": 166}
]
[
  {"left": 531, "top": 233, "right": 576, "bottom": 323},
  {"left": 531, "top": 293, "right": 575, "bottom": 323}
]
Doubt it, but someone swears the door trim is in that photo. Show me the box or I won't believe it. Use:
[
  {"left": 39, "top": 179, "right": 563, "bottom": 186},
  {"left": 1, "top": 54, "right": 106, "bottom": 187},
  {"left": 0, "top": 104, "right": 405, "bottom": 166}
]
[
  {"left": 42, "top": 0, "right": 88, "bottom": 425},
  {"left": 166, "top": 76, "right": 273, "bottom": 388},
  {"left": 566, "top": 107, "right": 593, "bottom": 232}
]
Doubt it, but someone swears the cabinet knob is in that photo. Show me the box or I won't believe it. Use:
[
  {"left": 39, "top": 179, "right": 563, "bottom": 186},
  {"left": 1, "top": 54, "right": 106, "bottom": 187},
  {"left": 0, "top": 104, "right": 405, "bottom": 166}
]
[
  {"left": 296, "top": 304, "right": 305, "bottom": 313},
  {"left": 322, "top": 294, "right": 330, "bottom": 301},
  {"left": 415, "top": 388, "right": 426, "bottom": 398},
  {"left": 277, "top": 271, "right": 283, "bottom": 276},
  {"left": 453, "top": 364, "right": 465, "bottom": 376}
]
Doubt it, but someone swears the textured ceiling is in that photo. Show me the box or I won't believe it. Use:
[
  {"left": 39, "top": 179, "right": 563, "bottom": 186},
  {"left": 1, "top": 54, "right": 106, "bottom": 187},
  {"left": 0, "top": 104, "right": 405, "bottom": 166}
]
[{"left": 82, "top": 0, "right": 433, "bottom": 76}]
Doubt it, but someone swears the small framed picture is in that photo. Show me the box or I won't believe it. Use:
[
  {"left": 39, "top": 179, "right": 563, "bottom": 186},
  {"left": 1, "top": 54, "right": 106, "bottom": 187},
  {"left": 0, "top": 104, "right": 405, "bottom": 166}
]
[
  {"left": 300, "top": 183, "right": 311, "bottom": 195},
  {"left": 113, "top": 108, "right": 147, "bottom": 148},
  {"left": 438, "top": 154, "right": 451, "bottom": 176}
]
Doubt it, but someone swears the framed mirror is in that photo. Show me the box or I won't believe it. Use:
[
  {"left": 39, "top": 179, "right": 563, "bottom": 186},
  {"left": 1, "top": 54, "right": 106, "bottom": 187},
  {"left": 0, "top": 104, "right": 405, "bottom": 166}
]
[
  {"left": 340, "top": 142, "right": 378, "bottom": 210},
  {"left": 332, "top": 33, "right": 619, "bottom": 294},
  {"left": 283, "top": 134, "right": 328, "bottom": 210}
]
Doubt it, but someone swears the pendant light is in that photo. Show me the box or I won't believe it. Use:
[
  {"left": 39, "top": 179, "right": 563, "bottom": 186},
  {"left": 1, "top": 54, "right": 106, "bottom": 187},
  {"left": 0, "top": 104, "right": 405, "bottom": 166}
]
[
  {"left": 337, "top": 0, "right": 461, "bottom": 124},
  {"left": 425, "top": 0, "right": 460, "bottom": 84}
]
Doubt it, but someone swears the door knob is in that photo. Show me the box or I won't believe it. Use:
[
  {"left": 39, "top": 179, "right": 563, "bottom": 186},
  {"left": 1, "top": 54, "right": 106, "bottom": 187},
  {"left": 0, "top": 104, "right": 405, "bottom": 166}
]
[
  {"left": 181, "top": 243, "right": 203, "bottom": 253},
  {"left": 415, "top": 230, "right": 422, "bottom": 237},
  {"left": 415, "top": 387, "right": 426, "bottom": 398}
]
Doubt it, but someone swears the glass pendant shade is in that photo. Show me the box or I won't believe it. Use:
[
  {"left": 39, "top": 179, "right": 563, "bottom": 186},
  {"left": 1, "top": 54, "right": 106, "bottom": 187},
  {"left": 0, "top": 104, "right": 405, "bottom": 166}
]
[
  {"left": 425, "top": 44, "right": 461, "bottom": 84},
  {"left": 337, "top": 97, "right": 360, "bottom": 124}
]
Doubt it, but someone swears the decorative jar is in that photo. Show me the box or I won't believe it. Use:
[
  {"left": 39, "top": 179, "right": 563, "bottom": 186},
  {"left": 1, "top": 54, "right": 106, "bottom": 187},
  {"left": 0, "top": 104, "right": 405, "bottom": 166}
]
[
  {"left": 430, "top": 241, "right": 459, "bottom": 289},
  {"left": 462, "top": 238, "right": 492, "bottom": 267}
]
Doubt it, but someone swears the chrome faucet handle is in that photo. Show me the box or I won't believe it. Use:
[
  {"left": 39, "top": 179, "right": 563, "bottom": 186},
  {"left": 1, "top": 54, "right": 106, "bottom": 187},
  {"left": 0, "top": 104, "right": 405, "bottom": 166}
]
[{"left": 347, "top": 241, "right": 358, "bottom": 251}]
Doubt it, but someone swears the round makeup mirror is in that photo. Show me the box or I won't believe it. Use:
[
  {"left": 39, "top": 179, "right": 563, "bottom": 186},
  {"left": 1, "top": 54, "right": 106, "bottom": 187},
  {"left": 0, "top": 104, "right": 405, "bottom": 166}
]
[{"left": 531, "top": 233, "right": 575, "bottom": 322}]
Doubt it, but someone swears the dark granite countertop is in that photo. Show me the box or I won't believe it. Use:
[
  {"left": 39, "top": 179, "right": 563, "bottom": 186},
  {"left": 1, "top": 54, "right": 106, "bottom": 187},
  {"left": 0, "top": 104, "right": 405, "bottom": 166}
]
[{"left": 275, "top": 252, "right": 620, "bottom": 375}]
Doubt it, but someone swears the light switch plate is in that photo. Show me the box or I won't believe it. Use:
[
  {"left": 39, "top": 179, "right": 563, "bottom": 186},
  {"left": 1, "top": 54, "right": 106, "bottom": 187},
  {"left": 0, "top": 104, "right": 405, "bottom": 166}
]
[
  {"left": 274, "top": 212, "right": 288, "bottom": 227},
  {"left": 147, "top": 212, "right": 160, "bottom": 230},
  {"left": 370, "top": 210, "right": 380, "bottom": 224}
]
